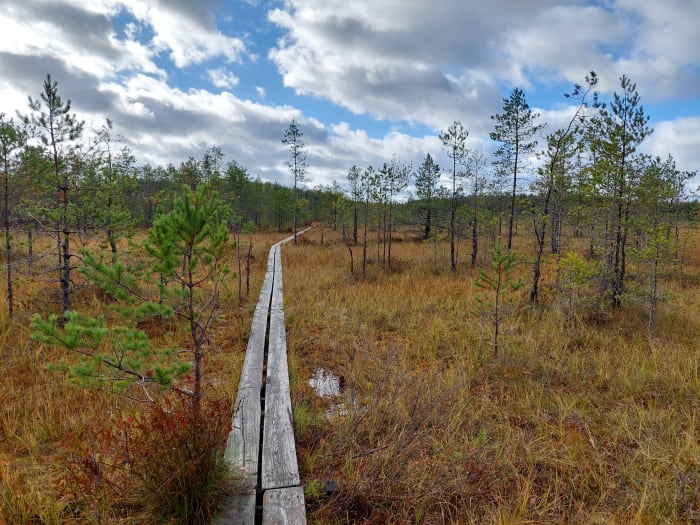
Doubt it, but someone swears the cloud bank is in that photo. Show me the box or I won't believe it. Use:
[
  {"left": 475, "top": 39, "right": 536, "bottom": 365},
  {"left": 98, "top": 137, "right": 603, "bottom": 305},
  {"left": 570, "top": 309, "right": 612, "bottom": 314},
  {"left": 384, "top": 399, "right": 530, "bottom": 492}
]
[{"left": 0, "top": 0, "right": 696, "bottom": 190}]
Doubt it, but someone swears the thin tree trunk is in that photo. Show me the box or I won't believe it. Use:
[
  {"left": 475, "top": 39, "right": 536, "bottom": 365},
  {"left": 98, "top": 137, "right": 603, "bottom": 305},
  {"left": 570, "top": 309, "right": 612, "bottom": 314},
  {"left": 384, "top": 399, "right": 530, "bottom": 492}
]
[
  {"left": 60, "top": 181, "right": 71, "bottom": 317},
  {"left": 424, "top": 205, "right": 431, "bottom": 241},
  {"left": 3, "top": 167, "right": 12, "bottom": 319},
  {"left": 188, "top": 263, "right": 202, "bottom": 416},
  {"left": 246, "top": 239, "right": 252, "bottom": 296},
  {"left": 27, "top": 226, "right": 33, "bottom": 267},
  {"left": 494, "top": 267, "right": 502, "bottom": 357},
  {"left": 530, "top": 184, "right": 552, "bottom": 304},
  {"left": 237, "top": 226, "right": 242, "bottom": 304},
  {"left": 108, "top": 194, "right": 117, "bottom": 263},
  {"left": 377, "top": 211, "right": 382, "bottom": 263},
  {"left": 507, "top": 145, "right": 519, "bottom": 251},
  {"left": 293, "top": 204, "right": 297, "bottom": 244},
  {"left": 611, "top": 180, "right": 631, "bottom": 308},
  {"left": 293, "top": 153, "right": 298, "bottom": 244},
  {"left": 362, "top": 198, "right": 369, "bottom": 277},
  {"left": 353, "top": 203, "right": 358, "bottom": 245},
  {"left": 450, "top": 202, "right": 457, "bottom": 272},
  {"left": 471, "top": 184, "right": 478, "bottom": 266},
  {"left": 387, "top": 200, "right": 393, "bottom": 268}
]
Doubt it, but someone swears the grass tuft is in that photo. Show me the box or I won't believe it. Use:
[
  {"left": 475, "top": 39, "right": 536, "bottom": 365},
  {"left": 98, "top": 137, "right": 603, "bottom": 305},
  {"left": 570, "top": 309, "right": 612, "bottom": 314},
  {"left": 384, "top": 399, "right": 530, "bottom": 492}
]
[
  {"left": 0, "top": 230, "right": 285, "bottom": 523},
  {"left": 284, "top": 226, "right": 700, "bottom": 524}
]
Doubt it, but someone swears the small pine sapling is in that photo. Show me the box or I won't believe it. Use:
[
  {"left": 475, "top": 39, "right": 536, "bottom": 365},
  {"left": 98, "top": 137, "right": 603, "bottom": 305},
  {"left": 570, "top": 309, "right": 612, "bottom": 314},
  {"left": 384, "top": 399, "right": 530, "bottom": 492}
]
[
  {"left": 33, "top": 183, "right": 236, "bottom": 411},
  {"left": 144, "top": 183, "right": 235, "bottom": 414},
  {"left": 556, "top": 251, "right": 598, "bottom": 323},
  {"left": 32, "top": 311, "right": 188, "bottom": 401},
  {"left": 475, "top": 238, "right": 522, "bottom": 356}
]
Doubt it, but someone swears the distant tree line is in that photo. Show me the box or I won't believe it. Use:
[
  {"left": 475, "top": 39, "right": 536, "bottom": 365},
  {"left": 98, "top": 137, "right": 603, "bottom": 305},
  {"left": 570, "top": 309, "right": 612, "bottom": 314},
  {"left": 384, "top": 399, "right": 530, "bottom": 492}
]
[
  {"left": 0, "top": 73, "right": 697, "bottom": 328},
  {"left": 336, "top": 72, "right": 697, "bottom": 332}
]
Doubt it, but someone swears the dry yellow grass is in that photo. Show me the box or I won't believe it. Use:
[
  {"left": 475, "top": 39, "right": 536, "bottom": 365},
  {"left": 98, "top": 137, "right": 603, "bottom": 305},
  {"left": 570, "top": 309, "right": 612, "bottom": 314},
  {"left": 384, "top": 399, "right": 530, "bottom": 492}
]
[
  {"left": 0, "top": 229, "right": 288, "bottom": 523},
  {"left": 2, "top": 224, "right": 697, "bottom": 523},
  {"left": 283, "top": 226, "right": 700, "bottom": 524}
]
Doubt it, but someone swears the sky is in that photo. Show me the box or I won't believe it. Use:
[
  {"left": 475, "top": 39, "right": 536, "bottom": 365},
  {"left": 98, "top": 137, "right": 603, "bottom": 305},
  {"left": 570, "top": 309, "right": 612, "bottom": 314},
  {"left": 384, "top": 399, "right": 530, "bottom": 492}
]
[{"left": 1, "top": 0, "right": 699, "bottom": 195}]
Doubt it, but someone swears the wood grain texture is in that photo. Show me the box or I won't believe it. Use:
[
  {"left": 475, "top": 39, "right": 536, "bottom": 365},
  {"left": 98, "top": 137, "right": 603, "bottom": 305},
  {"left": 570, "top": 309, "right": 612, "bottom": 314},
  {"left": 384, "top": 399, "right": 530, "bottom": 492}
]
[
  {"left": 271, "top": 270, "right": 284, "bottom": 311},
  {"left": 237, "top": 308, "right": 267, "bottom": 390},
  {"left": 256, "top": 272, "right": 274, "bottom": 310},
  {"left": 262, "top": 486, "right": 307, "bottom": 525},
  {"left": 265, "top": 309, "right": 290, "bottom": 391},
  {"left": 262, "top": 309, "right": 298, "bottom": 489},
  {"left": 225, "top": 386, "right": 261, "bottom": 473},
  {"left": 261, "top": 383, "right": 299, "bottom": 489},
  {"left": 211, "top": 474, "right": 256, "bottom": 525},
  {"left": 219, "top": 229, "right": 311, "bottom": 522},
  {"left": 262, "top": 239, "right": 300, "bottom": 490}
]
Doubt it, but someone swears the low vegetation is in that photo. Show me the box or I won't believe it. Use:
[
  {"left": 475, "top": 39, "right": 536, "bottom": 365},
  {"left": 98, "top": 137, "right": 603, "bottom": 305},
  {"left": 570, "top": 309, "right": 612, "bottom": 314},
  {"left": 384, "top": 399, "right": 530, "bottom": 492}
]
[
  {"left": 0, "top": 229, "right": 284, "bottom": 523},
  {"left": 1, "top": 72, "right": 698, "bottom": 524},
  {"left": 284, "top": 226, "right": 700, "bottom": 524}
]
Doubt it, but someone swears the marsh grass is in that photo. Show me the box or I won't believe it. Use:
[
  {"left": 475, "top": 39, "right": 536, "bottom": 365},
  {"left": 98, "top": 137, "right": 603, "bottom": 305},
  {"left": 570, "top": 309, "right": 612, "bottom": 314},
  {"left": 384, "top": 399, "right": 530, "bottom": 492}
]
[
  {"left": 2, "top": 224, "right": 696, "bottom": 523},
  {"left": 0, "top": 229, "right": 286, "bottom": 523},
  {"left": 283, "top": 226, "right": 700, "bottom": 524}
]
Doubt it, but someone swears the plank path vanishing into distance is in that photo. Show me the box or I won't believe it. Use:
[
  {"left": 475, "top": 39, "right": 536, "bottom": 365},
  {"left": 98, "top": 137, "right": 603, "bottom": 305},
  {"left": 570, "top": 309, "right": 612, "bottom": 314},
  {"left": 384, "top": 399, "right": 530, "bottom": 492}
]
[{"left": 214, "top": 230, "right": 310, "bottom": 525}]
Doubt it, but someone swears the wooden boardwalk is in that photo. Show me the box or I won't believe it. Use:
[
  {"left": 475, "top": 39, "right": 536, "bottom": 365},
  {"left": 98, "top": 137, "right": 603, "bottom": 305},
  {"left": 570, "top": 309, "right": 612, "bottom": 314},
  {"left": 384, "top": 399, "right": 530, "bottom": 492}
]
[{"left": 215, "top": 232, "right": 307, "bottom": 525}]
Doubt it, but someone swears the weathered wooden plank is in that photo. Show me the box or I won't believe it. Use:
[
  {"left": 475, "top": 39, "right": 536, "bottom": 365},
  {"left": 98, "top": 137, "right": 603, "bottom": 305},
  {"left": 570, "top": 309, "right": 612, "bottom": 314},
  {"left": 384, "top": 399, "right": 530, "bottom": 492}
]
[
  {"left": 262, "top": 306, "right": 299, "bottom": 489},
  {"left": 219, "top": 231, "right": 309, "bottom": 523},
  {"left": 262, "top": 384, "right": 296, "bottom": 488},
  {"left": 212, "top": 474, "right": 256, "bottom": 525},
  {"left": 266, "top": 251, "right": 277, "bottom": 278},
  {"left": 218, "top": 278, "right": 270, "bottom": 523},
  {"left": 225, "top": 386, "right": 261, "bottom": 473},
  {"left": 262, "top": 486, "right": 306, "bottom": 525},
  {"left": 237, "top": 308, "right": 267, "bottom": 390},
  {"left": 256, "top": 273, "right": 274, "bottom": 310},
  {"left": 271, "top": 254, "right": 284, "bottom": 311},
  {"left": 274, "top": 248, "right": 283, "bottom": 276},
  {"left": 271, "top": 282, "right": 284, "bottom": 311},
  {"left": 261, "top": 383, "right": 298, "bottom": 489},
  {"left": 264, "top": 309, "right": 290, "bottom": 391}
]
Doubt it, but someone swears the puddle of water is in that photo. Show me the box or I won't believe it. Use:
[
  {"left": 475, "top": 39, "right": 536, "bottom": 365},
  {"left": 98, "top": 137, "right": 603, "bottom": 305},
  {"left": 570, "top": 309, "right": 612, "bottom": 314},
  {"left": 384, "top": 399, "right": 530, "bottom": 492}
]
[
  {"left": 308, "top": 368, "right": 341, "bottom": 398},
  {"left": 308, "top": 368, "right": 359, "bottom": 418}
]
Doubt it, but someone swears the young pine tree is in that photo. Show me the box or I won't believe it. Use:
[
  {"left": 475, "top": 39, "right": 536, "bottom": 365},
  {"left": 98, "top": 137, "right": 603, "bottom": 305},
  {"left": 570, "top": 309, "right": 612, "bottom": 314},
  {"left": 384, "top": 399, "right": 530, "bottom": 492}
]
[
  {"left": 415, "top": 153, "right": 441, "bottom": 242},
  {"left": 440, "top": 121, "right": 469, "bottom": 271},
  {"left": 587, "top": 75, "right": 652, "bottom": 308},
  {"left": 490, "top": 88, "right": 544, "bottom": 251},
  {"left": 34, "top": 184, "right": 235, "bottom": 414},
  {"left": 282, "top": 119, "right": 308, "bottom": 244},
  {"left": 145, "top": 183, "right": 235, "bottom": 414},
  {"left": 22, "top": 74, "right": 85, "bottom": 319},
  {"left": 475, "top": 237, "right": 522, "bottom": 356}
]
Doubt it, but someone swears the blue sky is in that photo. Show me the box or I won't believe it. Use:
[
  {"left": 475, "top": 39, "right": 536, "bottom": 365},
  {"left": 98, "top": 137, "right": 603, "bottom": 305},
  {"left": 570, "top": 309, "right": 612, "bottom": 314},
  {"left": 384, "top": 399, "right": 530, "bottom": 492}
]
[{"left": 0, "top": 0, "right": 698, "bottom": 193}]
